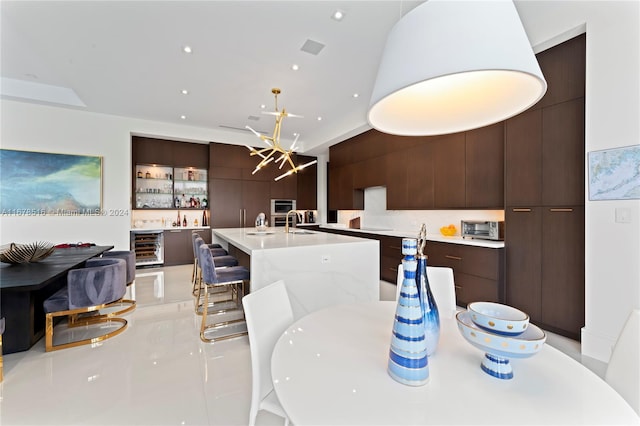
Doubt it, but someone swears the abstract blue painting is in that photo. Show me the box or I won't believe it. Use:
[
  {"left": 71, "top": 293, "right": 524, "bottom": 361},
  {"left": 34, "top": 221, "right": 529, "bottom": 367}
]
[{"left": 0, "top": 149, "right": 102, "bottom": 215}]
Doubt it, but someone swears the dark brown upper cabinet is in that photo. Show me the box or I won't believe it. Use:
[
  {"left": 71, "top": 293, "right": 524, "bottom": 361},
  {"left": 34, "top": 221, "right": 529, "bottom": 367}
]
[{"left": 465, "top": 122, "right": 505, "bottom": 209}]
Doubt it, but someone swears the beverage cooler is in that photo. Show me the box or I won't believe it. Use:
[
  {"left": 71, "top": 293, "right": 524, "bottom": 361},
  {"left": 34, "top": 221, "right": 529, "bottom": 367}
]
[{"left": 130, "top": 230, "right": 164, "bottom": 267}]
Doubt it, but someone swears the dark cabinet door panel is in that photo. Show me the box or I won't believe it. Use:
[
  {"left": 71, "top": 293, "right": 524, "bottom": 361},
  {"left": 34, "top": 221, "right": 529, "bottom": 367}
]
[
  {"left": 406, "top": 143, "right": 435, "bottom": 209},
  {"left": 505, "top": 207, "right": 542, "bottom": 322},
  {"left": 465, "top": 122, "right": 505, "bottom": 208},
  {"left": 242, "top": 180, "right": 271, "bottom": 227},
  {"left": 385, "top": 150, "right": 409, "bottom": 209},
  {"left": 381, "top": 255, "right": 400, "bottom": 283},
  {"left": 542, "top": 99, "right": 585, "bottom": 206},
  {"left": 296, "top": 155, "right": 317, "bottom": 210},
  {"left": 505, "top": 108, "right": 542, "bottom": 206},
  {"left": 164, "top": 229, "right": 193, "bottom": 266},
  {"left": 541, "top": 207, "right": 585, "bottom": 337},
  {"left": 455, "top": 273, "right": 499, "bottom": 306},
  {"left": 458, "top": 245, "right": 500, "bottom": 281},
  {"left": 535, "top": 34, "right": 585, "bottom": 109},
  {"left": 210, "top": 179, "right": 242, "bottom": 228},
  {"left": 432, "top": 134, "right": 466, "bottom": 208}
]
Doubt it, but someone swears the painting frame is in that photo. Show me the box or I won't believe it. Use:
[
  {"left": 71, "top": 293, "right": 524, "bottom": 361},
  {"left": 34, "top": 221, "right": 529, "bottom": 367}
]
[
  {"left": 0, "top": 149, "right": 103, "bottom": 216},
  {"left": 587, "top": 144, "right": 640, "bottom": 201}
]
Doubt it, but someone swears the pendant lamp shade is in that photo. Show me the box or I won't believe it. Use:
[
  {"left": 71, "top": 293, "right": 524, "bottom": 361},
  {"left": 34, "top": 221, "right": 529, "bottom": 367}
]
[{"left": 368, "top": 0, "right": 547, "bottom": 136}]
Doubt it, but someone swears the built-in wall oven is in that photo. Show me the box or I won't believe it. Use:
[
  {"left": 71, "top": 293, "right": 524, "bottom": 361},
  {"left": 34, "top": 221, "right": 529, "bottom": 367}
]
[
  {"left": 271, "top": 199, "right": 296, "bottom": 227},
  {"left": 272, "top": 215, "right": 296, "bottom": 227}
]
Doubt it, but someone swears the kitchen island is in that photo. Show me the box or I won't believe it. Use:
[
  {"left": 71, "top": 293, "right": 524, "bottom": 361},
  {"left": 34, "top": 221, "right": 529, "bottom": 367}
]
[{"left": 211, "top": 227, "right": 379, "bottom": 319}]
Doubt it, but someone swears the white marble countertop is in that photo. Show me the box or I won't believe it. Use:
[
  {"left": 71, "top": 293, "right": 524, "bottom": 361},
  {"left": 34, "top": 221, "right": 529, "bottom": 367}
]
[
  {"left": 212, "top": 227, "right": 375, "bottom": 254},
  {"left": 317, "top": 224, "right": 505, "bottom": 249}
]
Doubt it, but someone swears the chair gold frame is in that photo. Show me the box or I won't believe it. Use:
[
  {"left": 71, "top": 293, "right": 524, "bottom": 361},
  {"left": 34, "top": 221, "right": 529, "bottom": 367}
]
[
  {"left": 45, "top": 304, "right": 128, "bottom": 352},
  {"left": 199, "top": 279, "right": 247, "bottom": 343}
]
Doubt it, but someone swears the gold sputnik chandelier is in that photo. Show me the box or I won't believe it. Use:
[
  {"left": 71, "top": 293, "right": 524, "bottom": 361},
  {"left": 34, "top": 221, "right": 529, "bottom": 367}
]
[{"left": 245, "top": 88, "right": 317, "bottom": 181}]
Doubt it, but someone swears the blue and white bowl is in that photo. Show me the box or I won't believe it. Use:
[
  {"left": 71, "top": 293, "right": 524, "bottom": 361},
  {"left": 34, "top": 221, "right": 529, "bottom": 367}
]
[
  {"left": 456, "top": 310, "right": 546, "bottom": 379},
  {"left": 468, "top": 301, "right": 529, "bottom": 336}
]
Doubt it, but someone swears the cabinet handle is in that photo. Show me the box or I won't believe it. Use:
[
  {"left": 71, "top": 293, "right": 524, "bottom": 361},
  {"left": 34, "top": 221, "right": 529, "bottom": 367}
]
[
  {"left": 169, "top": 230, "right": 181, "bottom": 233},
  {"left": 445, "top": 255, "right": 462, "bottom": 261},
  {"left": 389, "top": 246, "right": 401, "bottom": 250},
  {"left": 512, "top": 208, "right": 532, "bottom": 212},
  {"left": 454, "top": 285, "right": 462, "bottom": 290},
  {"left": 390, "top": 267, "right": 398, "bottom": 272},
  {"left": 549, "top": 208, "right": 573, "bottom": 212}
]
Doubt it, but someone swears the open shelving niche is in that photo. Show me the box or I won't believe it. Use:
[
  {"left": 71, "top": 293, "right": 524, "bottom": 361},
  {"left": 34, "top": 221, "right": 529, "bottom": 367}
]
[{"left": 134, "top": 164, "right": 208, "bottom": 210}]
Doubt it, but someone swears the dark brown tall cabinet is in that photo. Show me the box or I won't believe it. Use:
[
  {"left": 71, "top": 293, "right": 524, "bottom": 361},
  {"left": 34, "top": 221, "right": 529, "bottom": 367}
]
[
  {"left": 296, "top": 155, "right": 318, "bottom": 210},
  {"left": 505, "top": 34, "right": 586, "bottom": 340},
  {"left": 209, "top": 142, "right": 317, "bottom": 227}
]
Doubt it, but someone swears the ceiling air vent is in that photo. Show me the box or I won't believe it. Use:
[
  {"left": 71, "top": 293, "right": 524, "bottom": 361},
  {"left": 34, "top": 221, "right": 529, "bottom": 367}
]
[{"left": 300, "top": 39, "right": 325, "bottom": 56}]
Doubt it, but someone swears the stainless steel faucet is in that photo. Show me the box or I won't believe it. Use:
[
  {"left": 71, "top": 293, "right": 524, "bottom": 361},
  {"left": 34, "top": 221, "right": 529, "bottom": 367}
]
[{"left": 285, "top": 209, "right": 297, "bottom": 233}]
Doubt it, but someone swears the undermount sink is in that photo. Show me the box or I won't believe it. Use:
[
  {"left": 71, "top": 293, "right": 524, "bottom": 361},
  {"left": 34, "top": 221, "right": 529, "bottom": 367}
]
[{"left": 288, "top": 230, "right": 315, "bottom": 235}]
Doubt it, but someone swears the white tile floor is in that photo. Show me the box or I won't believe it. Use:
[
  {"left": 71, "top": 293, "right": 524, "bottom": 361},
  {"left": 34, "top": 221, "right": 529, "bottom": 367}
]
[{"left": 1, "top": 265, "right": 607, "bottom": 425}]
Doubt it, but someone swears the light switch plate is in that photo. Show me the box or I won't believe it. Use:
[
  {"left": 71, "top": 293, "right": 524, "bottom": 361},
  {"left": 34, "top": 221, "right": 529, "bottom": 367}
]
[{"left": 615, "top": 207, "right": 631, "bottom": 223}]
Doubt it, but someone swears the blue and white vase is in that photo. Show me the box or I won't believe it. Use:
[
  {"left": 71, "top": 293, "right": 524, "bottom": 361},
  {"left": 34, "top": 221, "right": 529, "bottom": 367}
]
[
  {"left": 388, "top": 238, "right": 429, "bottom": 386},
  {"left": 416, "top": 254, "right": 440, "bottom": 356}
]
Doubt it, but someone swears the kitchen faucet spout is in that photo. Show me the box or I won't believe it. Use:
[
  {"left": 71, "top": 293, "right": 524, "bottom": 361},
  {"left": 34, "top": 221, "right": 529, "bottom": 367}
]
[{"left": 285, "top": 210, "right": 297, "bottom": 233}]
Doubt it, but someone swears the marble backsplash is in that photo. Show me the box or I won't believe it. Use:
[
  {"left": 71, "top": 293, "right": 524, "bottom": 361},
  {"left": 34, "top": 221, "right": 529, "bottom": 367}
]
[{"left": 337, "top": 186, "right": 504, "bottom": 236}]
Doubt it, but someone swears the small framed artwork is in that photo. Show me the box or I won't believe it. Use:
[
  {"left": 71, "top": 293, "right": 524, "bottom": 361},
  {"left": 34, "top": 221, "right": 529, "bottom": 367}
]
[
  {"left": 0, "top": 149, "right": 102, "bottom": 215},
  {"left": 588, "top": 145, "right": 640, "bottom": 201}
]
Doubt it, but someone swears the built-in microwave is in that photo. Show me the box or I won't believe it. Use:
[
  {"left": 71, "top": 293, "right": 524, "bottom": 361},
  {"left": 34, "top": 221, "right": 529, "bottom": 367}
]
[
  {"left": 271, "top": 199, "right": 296, "bottom": 215},
  {"left": 461, "top": 220, "right": 505, "bottom": 241}
]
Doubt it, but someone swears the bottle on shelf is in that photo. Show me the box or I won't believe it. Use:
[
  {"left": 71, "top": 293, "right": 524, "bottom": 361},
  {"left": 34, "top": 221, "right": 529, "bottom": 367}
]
[
  {"left": 145, "top": 171, "right": 151, "bottom": 179},
  {"left": 137, "top": 170, "right": 143, "bottom": 178},
  {"left": 181, "top": 194, "right": 186, "bottom": 208},
  {"left": 183, "top": 215, "right": 187, "bottom": 227},
  {"left": 177, "top": 210, "right": 181, "bottom": 227},
  {"left": 194, "top": 218, "right": 198, "bottom": 227},
  {"left": 202, "top": 210, "right": 208, "bottom": 227}
]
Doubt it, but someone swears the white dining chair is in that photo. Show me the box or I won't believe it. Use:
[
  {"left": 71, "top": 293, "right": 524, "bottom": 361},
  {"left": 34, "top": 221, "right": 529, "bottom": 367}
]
[
  {"left": 396, "top": 264, "right": 457, "bottom": 319},
  {"left": 242, "top": 280, "right": 292, "bottom": 426},
  {"left": 605, "top": 309, "right": 640, "bottom": 415}
]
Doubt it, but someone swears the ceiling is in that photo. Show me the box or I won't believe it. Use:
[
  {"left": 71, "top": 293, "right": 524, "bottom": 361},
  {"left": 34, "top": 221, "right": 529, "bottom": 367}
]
[{"left": 0, "top": 1, "right": 585, "bottom": 155}]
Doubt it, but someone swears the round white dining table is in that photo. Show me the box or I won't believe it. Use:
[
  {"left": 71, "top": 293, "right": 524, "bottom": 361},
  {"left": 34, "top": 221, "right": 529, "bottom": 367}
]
[{"left": 271, "top": 301, "right": 639, "bottom": 425}]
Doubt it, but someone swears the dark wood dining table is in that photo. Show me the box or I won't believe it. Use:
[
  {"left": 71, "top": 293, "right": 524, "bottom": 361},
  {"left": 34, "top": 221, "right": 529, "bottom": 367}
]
[{"left": 0, "top": 245, "right": 113, "bottom": 353}]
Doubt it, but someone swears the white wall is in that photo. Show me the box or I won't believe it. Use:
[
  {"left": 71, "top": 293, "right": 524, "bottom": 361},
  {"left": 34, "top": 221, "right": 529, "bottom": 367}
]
[{"left": 0, "top": 99, "right": 258, "bottom": 250}]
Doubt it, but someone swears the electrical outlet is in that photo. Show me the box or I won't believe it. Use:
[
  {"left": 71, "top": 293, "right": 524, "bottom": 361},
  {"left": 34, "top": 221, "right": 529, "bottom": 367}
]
[
  {"left": 321, "top": 254, "right": 330, "bottom": 264},
  {"left": 615, "top": 208, "right": 631, "bottom": 223}
]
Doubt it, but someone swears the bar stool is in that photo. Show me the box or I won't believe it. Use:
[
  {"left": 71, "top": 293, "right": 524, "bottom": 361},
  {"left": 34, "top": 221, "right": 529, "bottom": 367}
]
[
  {"left": 101, "top": 250, "right": 137, "bottom": 316},
  {"left": 193, "top": 236, "right": 240, "bottom": 315},
  {"left": 192, "top": 236, "right": 238, "bottom": 302},
  {"left": 191, "top": 231, "right": 224, "bottom": 286},
  {"left": 198, "top": 244, "right": 250, "bottom": 342}
]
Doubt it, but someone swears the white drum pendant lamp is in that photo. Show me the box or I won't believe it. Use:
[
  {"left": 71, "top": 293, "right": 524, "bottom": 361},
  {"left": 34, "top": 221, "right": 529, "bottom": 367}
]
[{"left": 368, "top": 0, "right": 547, "bottom": 136}]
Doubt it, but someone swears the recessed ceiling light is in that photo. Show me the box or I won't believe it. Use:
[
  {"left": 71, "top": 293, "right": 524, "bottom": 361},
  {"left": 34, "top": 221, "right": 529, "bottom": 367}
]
[
  {"left": 180, "top": 115, "right": 187, "bottom": 120},
  {"left": 317, "top": 116, "right": 323, "bottom": 121},
  {"left": 181, "top": 89, "right": 189, "bottom": 95},
  {"left": 260, "top": 104, "right": 266, "bottom": 109},
  {"left": 291, "top": 64, "right": 300, "bottom": 71},
  {"left": 353, "top": 93, "right": 359, "bottom": 98},
  {"left": 183, "top": 45, "right": 192, "bottom": 53},
  {"left": 293, "top": 132, "right": 299, "bottom": 136},
  {"left": 332, "top": 10, "right": 345, "bottom": 21}
]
